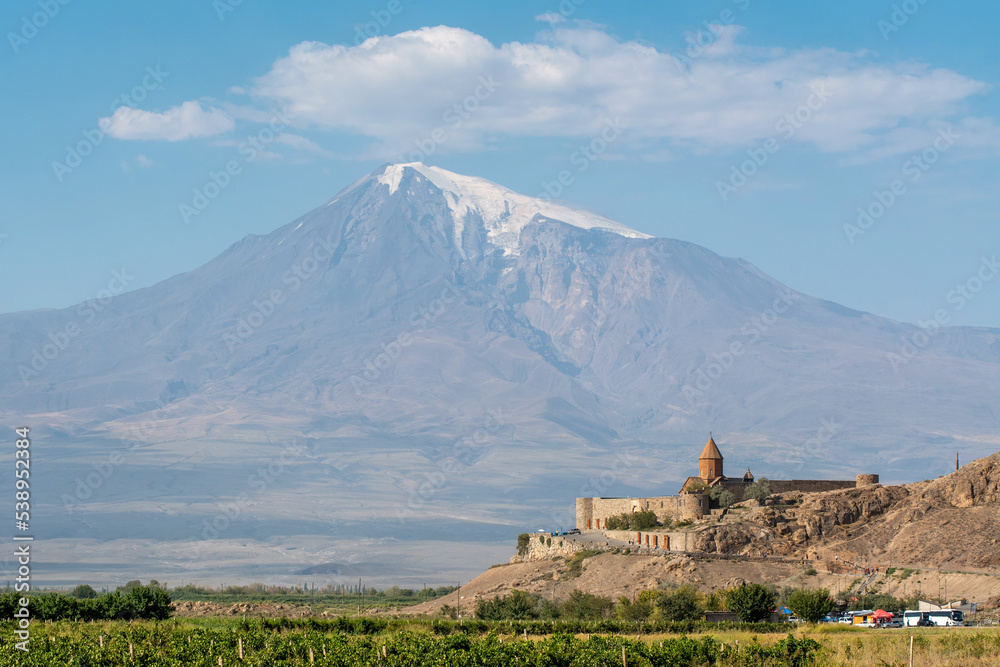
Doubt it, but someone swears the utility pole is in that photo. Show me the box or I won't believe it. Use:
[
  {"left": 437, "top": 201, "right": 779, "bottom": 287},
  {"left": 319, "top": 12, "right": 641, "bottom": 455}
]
[
  {"left": 358, "top": 578, "right": 362, "bottom": 616},
  {"left": 456, "top": 582, "right": 461, "bottom": 619}
]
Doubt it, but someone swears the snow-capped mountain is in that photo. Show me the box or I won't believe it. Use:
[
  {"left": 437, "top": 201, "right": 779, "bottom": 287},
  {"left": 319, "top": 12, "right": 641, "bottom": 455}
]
[
  {"left": 372, "top": 163, "right": 650, "bottom": 256},
  {"left": 1, "top": 162, "right": 998, "bottom": 585}
]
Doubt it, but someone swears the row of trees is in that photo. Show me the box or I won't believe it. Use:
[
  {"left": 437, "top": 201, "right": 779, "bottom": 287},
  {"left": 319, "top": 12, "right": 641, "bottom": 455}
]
[
  {"left": 170, "top": 582, "right": 459, "bottom": 602},
  {"left": 474, "top": 583, "right": 840, "bottom": 624},
  {"left": 474, "top": 589, "right": 614, "bottom": 621},
  {"left": 618, "top": 584, "right": 835, "bottom": 624},
  {"left": 0, "top": 583, "right": 173, "bottom": 621}
]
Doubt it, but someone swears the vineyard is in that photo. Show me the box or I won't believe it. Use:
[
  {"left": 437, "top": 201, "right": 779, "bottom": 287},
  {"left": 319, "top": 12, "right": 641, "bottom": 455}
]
[{"left": 0, "top": 621, "right": 822, "bottom": 666}]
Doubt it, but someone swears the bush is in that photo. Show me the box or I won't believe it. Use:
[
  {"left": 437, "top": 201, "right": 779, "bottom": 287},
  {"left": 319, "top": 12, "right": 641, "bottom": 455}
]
[
  {"left": 787, "top": 588, "right": 834, "bottom": 623},
  {"left": 605, "top": 510, "right": 660, "bottom": 531},
  {"left": 632, "top": 510, "right": 659, "bottom": 530},
  {"left": 561, "top": 589, "right": 614, "bottom": 620},
  {"left": 657, "top": 584, "right": 703, "bottom": 622},
  {"left": 709, "top": 485, "right": 735, "bottom": 508},
  {"left": 725, "top": 584, "right": 776, "bottom": 623},
  {"left": 475, "top": 590, "right": 540, "bottom": 621},
  {"left": 744, "top": 478, "right": 772, "bottom": 504},
  {"left": 517, "top": 533, "right": 531, "bottom": 557}
]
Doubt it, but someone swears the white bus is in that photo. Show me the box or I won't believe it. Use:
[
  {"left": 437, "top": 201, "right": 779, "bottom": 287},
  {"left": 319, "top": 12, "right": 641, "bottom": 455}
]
[
  {"left": 904, "top": 610, "right": 964, "bottom": 627},
  {"left": 928, "top": 610, "right": 964, "bottom": 626}
]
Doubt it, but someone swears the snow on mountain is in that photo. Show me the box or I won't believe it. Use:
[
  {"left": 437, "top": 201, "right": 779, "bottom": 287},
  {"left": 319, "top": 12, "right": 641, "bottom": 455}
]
[{"left": 375, "top": 162, "right": 651, "bottom": 256}]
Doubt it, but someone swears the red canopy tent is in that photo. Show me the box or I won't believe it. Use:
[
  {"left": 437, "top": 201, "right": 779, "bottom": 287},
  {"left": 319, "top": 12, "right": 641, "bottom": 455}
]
[{"left": 872, "top": 609, "right": 894, "bottom": 622}]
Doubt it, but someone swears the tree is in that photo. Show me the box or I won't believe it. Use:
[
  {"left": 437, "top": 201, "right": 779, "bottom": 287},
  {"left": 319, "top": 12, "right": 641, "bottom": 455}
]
[
  {"left": 475, "top": 590, "right": 540, "bottom": 620},
  {"left": 851, "top": 592, "right": 909, "bottom": 614},
  {"left": 744, "top": 477, "right": 772, "bottom": 504},
  {"left": 616, "top": 590, "right": 661, "bottom": 621},
  {"left": 517, "top": 533, "right": 531, "bottom": 557},
  {"left": 560, "top": 589, "right": 614, "bottom": 620},
  {"left": 725, "top": 583, "right": 776, "bottom": 622},
  {"left": 606, "top": 510, "right": 660, "bottom": 531},
  {"left": 787, "top": 588, "right": 835, "bottom": 623},
  {"left": 632, "top": 510, "right": 659, "bottom": 530},
  {"left": 105, "top": 584, "right": 174, "bottom": 620},
  {"left": 710, "top": 485, "right": 736, "bottom": 508},
  {"left": 685, "top": 480, "right": 709, "bottom": 494},
  {"left": 657, "top": 584, "right": 703, "bottom": 621},
  {"left": 70, "top": 584, "right": 99, "bottom": 599}
]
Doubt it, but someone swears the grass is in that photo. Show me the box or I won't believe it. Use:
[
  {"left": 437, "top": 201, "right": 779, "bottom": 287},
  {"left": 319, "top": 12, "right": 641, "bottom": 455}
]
[
  {"left": 659, "top": 626, "right": 1000, "bottom": 666},
  {"left": 7, "top": 619, "right": 999, "bottom": 665},
  {"left": 565, "top": 549, "right": 602, "bottom": 575}
]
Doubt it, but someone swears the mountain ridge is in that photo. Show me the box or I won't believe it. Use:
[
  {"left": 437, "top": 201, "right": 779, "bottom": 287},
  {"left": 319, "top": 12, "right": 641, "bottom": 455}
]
[{"left": 1, "top": 162, "right": 998, "bottom": 585}]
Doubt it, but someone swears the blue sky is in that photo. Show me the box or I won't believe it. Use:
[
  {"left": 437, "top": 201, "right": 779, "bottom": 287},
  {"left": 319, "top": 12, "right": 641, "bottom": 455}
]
[{"left": 2, "top": 0, "right": 998, "bottom": 327}]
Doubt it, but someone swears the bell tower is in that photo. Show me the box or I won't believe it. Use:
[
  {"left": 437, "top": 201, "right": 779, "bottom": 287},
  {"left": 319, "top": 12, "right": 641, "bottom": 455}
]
[{"left": 698, "top": 434, "right": 724, "bottom": 481}]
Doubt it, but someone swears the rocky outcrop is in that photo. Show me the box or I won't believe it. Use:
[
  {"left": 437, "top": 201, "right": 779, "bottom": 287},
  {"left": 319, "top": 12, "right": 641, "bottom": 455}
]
[
  {"left": 691, "top": 524, "right": 762, "bottom": 554},
  {"left": 691, "top": 452, "right": 1000, "bottom": 570},
  {"left": 919, "top": 456, "right": 1000, "bottom": 508}
]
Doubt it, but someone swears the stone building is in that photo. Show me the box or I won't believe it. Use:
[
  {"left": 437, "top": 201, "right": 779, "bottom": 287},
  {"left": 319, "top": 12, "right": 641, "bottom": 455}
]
[{"left": 576, "top": 435, "right": 878, "bottom": 529}]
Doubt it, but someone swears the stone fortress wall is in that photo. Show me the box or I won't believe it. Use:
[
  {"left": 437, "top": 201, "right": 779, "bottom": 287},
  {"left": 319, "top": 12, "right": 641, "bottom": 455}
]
[{"left": 717, "top": 478, "right": 863, "bottom": 503}]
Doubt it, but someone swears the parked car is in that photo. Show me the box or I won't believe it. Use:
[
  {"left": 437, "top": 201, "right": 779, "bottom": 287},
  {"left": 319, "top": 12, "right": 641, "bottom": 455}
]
[{"left": 568, "top": 528, "right": 581, "bottom": 534}]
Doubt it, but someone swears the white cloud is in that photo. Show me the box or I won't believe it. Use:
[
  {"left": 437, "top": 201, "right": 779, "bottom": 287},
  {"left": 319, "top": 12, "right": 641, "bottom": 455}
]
[
  {"left": 535, "top": 13, "right": 566, "bottom": 24},
  {"left": 247, "top": 25, "right": 988, "bottom": 159},
  {"left": 272, "top": 133, "right": 337, "bottom": 158},
  {"left": 118, "top": 154, "right": 155, "bottom": 173},
  {"left": 101, "top": 101, "right": 235, "bottom": 141}
]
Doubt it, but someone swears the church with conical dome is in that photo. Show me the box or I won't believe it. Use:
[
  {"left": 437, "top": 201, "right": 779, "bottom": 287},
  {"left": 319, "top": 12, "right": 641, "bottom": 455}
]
[
  {"left": 678, "top": 434, "right": 756, "bottom": 493},
  {"left": 575, "top": 435, "right": 878, "bottom": 535}
]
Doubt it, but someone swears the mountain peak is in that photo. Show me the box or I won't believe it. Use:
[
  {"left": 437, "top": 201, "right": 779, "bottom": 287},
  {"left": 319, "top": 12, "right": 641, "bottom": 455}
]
[{"left": 374, "top": 162, "right": 651, "bottom": 255}]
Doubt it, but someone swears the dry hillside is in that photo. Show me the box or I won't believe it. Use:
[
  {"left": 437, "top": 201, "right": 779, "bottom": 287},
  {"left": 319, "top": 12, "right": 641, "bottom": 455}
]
[{"left": 405, "top": 453, "right": 1000, "bottom": 616}]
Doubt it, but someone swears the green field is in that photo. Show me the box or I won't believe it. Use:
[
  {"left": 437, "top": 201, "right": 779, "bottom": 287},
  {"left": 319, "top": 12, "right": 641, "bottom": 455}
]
[{"left": 2, "top": 619, "right": 998, "bottom": 666}]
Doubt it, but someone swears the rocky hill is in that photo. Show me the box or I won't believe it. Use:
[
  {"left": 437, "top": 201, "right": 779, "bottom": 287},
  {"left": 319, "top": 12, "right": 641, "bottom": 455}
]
[
  {"left": 686, "top": 452, "right": 1000, "bottom": 571},
  {"left": 406, "top": 454, "right": 1000, "bottom": 616}
]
